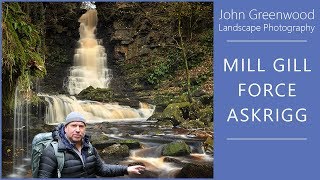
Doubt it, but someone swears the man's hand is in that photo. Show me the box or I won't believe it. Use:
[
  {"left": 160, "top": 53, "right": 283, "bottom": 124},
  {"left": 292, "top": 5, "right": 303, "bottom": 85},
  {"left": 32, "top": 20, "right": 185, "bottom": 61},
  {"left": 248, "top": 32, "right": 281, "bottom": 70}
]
[{"left": 127, "top": 165, "right": 146, "bottom": 175}]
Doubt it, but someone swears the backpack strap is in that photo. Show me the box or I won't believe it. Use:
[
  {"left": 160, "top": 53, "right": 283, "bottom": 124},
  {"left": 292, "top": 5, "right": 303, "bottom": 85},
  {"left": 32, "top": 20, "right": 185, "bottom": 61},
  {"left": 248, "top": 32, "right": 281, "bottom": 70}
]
[{"left": 51, "top": 141, "right": 64, "bottom": 178}]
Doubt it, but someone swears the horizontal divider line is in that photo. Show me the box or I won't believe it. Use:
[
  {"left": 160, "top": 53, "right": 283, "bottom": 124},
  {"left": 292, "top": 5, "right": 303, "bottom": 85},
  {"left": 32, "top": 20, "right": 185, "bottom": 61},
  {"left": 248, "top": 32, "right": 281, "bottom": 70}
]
[
  {"left": 226, "top": 40, "right": 308, "bottom": 43},
  {"left": 226, "top": 138, "right": 307, "bottom": 141}
]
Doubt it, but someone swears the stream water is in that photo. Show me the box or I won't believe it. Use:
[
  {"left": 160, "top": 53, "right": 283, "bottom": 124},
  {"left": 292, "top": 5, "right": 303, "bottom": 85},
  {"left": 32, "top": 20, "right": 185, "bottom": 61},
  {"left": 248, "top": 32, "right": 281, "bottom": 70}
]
[
  {"left": 94, "top": 121, "right": 213, "bottom": 178},
  {"left": 8, "top": 119, "right": 212, "bottom": 178}
]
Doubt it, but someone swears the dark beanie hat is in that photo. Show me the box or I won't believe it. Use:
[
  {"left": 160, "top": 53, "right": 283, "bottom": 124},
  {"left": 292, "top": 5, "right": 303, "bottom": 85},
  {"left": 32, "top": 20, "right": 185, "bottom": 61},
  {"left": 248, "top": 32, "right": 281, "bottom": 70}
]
[{"left": 65, "top": 112, "right": 86, "bottom": 125}]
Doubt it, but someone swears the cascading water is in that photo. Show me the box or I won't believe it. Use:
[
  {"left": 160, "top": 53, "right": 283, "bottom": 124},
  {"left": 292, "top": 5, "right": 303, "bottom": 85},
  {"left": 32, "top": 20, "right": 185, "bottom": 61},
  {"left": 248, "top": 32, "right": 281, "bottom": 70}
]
[
  {"left": 39, "top": 94, "right": 155, "bottom": 125},
  {"left": 8, "top": 86, "right": 31, "bottom": 178},
  {"left": 67, "top": 9, "right": 111, "bottom": 95}
]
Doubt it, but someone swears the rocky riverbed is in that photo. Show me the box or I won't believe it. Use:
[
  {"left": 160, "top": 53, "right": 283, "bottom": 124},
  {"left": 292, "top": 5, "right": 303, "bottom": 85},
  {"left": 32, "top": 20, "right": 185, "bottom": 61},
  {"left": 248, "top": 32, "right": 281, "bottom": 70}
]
[{"left": 3, "top": 120, "right": 213, "bottom": 178}]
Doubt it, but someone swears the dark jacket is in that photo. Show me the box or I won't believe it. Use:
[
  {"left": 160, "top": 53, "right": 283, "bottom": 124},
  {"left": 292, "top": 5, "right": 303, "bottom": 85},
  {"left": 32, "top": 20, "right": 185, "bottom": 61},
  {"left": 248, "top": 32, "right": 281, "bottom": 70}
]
[{"left": 38, "top": 124, "right": 128, "bottom": 178}]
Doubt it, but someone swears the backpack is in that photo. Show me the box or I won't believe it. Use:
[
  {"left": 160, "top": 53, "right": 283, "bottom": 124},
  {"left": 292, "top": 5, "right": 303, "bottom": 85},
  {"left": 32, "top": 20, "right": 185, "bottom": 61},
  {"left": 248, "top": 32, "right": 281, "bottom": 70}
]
[{"left": 31, "top": 132, "right": 64, "bottom": 178}]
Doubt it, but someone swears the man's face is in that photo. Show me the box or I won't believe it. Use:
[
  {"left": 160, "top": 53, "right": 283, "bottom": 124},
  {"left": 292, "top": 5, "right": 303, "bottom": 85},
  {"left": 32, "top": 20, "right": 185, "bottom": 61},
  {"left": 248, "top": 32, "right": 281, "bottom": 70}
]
[{"left": 64, "top": 121, "right": 86, "bottom": 143}]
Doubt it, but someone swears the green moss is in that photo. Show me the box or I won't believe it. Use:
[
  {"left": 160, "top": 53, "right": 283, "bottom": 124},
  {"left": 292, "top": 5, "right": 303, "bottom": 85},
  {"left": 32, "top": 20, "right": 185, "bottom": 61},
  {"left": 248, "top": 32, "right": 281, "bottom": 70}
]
[
  {"left": 203, "top": 136, "right": 213, "bottom": 154},
  {"left": 162, "top": 141, "right": 191, "bottom": 156},
  {"left": 180, "top": 120, "right": 205, "bottom": 129},
  {"left": 2, "top": 2, "right": 46, "bottom": 115},
  {"left": 156, "top": 120, "right": 174, "bottom": 128},
  {"left": 162, "top": 102, "right": 191, "bottom": 124},
  {"left": 105, "top": 139, "right": 142, "bottom": 149},
  {"left": 91, "top": 135, "right": 109, "bottom": 145},
  {"left": 173, "top": 94, "right": 189, "bottom": 103},
  {"left": 118, "top": 139, "right": 139, "bottom": 144},
  {"left": 198, "top": 107, "right": 213, "bottom": 125},
  {"left": 77, "top": 86, "right": 114, "bottom": 102},
  {"left": 176, "top": 163, "right": 213, "bottom": 178}
]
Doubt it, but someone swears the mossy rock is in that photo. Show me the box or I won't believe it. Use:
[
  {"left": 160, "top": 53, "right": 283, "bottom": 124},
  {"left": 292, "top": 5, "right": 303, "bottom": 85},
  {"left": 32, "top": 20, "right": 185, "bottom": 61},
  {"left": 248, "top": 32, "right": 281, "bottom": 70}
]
[
  {"left": 189, "top": 100, "right": 203, "bottom": 120},
  {"left": 180, "top": 120, "right": 205, "bottom": 129},
  {"left": 101, "top": 144, "right": 130, "bottom": 157},
  {"left": 176, "top": 163, "right": 213, "bottom": 178},
  {"left": 156, "top": 119, "right": 174, "bottom": 128},
  {"left": 141, "top": 129, "right": 163, "bottom": 136},
  {"left": 203, "top": 136, "right": 213, "bottom": 154},
  {"left": 101, "top": 139, "right": 141, "bottom": 149},
  {"left": 206, "top": 122, "right": 214, "bottom": 131},
  {"left": 153, "top": 94, "right": 175, "bottom": 109},
  {"left": 173, "top": 94, "right": 189, "bottom": 103},
  {"left": 90, "top": 134, "right": 109, "bottom": 144},
  {"left": 198, "top": 107, "right": 213, "bottom": 125},
  {"left": 192, "top": 89, "right": 207, "bottom": 97},
  {"left": 76, "top": 86, "right": 114, "bottom": 102},
  {"left": 117, "top": 139, "right": 142, "bottom": 149},
  {"left": 90, "top": 134, "right": 109, "bottom": 148},
  {"left": 162, "top": 140, "right": 191, "bottom": 156},
  {"left": 160, "top": 102, "right": 191, "bottom": 126}
]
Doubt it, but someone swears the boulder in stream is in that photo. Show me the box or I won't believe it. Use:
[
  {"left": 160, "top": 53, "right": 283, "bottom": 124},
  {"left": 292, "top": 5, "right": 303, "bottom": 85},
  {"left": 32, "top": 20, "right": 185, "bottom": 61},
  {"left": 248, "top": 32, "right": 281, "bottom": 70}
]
[
  {"left": 101, "top": 144, "right": 130, "bottom": 157},
  {"left": 103, "top": 139, "right": 142, "bottom": 149},
  {"left": 175, "top": 163, "right": 213, "bottom": 178},
  {"left": 90, "top": 133, "right": 109, "bottom": 149},
  {"left": 162, "top": 140, "right": 191, "bottom": 156}
]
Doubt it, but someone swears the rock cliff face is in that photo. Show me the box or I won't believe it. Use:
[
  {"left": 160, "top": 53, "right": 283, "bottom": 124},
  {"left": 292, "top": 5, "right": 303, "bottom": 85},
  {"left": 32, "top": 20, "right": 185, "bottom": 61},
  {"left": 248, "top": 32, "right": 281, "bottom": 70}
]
[
  {"left": 96, "top": 3, "right": 167, "bottom": 104},
  {"left": 40, "top": 2, "right": 83, "bottom": 94}
]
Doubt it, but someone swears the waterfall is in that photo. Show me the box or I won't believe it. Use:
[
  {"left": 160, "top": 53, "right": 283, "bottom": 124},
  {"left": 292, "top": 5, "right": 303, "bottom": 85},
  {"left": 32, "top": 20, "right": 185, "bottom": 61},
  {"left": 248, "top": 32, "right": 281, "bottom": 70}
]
[
  {"left": 67, "top": 9, "right": 111, "bottom": 95},
  {"left": 39, "top": 94, "right": 156, "bottom": 124},
  {"left": 60, "top": 8, "right": 155, "bottom": 123},
  {"left": 8, "top": 86, "right": 31, "bottom": 177}
]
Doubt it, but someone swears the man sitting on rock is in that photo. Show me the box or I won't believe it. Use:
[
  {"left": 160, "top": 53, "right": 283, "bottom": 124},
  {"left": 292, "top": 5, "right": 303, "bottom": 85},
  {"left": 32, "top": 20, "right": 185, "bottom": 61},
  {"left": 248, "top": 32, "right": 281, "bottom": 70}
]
[{"left": 38, "top": 112, "right": 145, "bottom": 178}]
